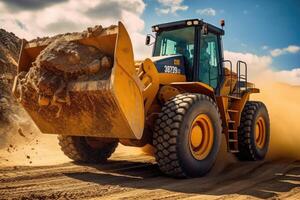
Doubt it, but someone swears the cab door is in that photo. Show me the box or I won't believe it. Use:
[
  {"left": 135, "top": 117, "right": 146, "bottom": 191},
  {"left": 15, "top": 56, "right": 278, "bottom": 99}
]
[{"left": 196, "top": 31, "right": 222, "bottom": 89}]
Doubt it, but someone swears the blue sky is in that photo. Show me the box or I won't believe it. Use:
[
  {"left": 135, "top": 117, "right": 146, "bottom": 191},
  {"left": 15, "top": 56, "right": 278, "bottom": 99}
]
[
  {"left": 0, "top": 0, "right": 299, "bottom": 84},
  {"left": 142, "top": 0, "right": 300, "bottom": 71}
]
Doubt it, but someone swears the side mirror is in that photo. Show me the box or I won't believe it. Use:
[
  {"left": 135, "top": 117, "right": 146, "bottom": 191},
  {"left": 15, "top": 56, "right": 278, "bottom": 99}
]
[
  {"left": 145, "top": 35, "right": 151, "bottom": 45},
  {"left": 201, "top": 24, "right": 208, "bottom": 35},
  {"left": 220, "top": 19, "right": 225, "bottom": 29}
]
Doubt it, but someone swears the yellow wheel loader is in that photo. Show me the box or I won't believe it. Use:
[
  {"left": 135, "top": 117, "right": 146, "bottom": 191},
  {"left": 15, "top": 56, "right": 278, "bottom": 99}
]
[{"left": 13, "top": 19, "right": 270, "bottom": 178}]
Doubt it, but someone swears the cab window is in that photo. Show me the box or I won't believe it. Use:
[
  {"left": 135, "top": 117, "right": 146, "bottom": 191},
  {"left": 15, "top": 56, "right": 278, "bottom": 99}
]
[
  {"left": 199, "top": 33, "right": 220, "bottom": 88},
  {"left": 153, "top": 27, "right": 195, "bottom": 70}
]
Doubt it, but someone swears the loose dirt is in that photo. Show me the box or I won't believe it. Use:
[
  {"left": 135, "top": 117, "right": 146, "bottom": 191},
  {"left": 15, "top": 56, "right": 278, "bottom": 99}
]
[{"left": 14, "top": 35, "right": 112, "bottom": 119}]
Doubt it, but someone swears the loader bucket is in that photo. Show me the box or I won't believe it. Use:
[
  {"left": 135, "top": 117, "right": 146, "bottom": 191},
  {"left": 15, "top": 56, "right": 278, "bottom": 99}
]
[{"left": 13, "top": 22, "right": 145, "bottom": 140}]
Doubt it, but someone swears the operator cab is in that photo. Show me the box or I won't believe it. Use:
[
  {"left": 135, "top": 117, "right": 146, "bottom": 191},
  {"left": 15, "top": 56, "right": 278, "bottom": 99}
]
[{"left": 147, "top": 19, "right": 225, "bottom": 91}]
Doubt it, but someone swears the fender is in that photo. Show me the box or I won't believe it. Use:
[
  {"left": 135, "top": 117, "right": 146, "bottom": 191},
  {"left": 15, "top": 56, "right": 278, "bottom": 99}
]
[{"left": 170, "top": 82, "right": 215, "bottom": 99}]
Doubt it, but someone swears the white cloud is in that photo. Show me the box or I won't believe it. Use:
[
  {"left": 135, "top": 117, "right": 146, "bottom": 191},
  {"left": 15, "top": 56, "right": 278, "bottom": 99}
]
[
  {"left": 196, "top": 8, "right": 216, "bottom": 16},
  {"left": 273, "top": 68, "right": 300, "bottom": 85},
  {"left": 156, "top": 0, "right": 188, "bottom": 15},
  {"left": 224, "top": 50, "right": 300, "bottom": 85},
  {"left": 224, "top": 51, "right": 272, "bottom": 79},
  {"left": 0, "top": 0, "right": 152, "bottom": 59},
  {"left": 262, "top": 45, "right": 269, "bottom": 50},
  {"left": 155, "top": 7, "right": 170, "bottom": 15},
  {"left": 270, "top": 45, "right": 300, "bottom": 57}
]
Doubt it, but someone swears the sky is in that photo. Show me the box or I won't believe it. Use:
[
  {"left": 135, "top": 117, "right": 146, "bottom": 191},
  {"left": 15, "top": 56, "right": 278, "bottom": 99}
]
[{"left": 0, "top": 0, "right": 299, "bottom": 85}]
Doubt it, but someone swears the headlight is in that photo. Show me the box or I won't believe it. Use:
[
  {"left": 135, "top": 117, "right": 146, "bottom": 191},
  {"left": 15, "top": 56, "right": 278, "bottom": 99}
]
[
  {"left": 186, "top": 21, "right": 192, "bottom": 26},
  {"left": 193, "top": 20, "right": 199, "bottom": 25}
]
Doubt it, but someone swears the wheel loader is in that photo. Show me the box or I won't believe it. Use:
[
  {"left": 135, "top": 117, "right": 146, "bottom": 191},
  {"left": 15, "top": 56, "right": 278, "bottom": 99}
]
[{"left": 13, "top": 19, "right": 270, "bottom": 178}]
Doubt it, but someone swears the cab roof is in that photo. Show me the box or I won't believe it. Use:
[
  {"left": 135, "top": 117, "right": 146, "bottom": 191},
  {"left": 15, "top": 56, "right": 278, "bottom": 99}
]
[{"left": 152, "top": 19, "right": 225, "bottom": 35}]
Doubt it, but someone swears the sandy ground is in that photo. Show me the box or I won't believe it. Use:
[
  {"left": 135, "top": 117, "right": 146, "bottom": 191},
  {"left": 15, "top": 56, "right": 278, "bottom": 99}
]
[
  {"left": 0, "top": 152, "right": 300, "bottom": 200},
  {"left": 0, "top": 131, "right": 300, "bottom": 200}
]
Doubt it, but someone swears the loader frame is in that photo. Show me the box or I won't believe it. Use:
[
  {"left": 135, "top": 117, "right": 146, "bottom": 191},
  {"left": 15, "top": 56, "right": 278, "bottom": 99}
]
[{"left": 140, "top": 19, "right": 260, "bottom": 152}]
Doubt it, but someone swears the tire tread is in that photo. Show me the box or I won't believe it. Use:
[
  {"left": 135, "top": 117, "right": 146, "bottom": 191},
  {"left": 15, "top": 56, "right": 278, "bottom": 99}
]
[
  {"left": 236, "top": 101, "right": 269, "bottom": 161},
  {"left": 153, "top": 93, "right": 221, "bottom": 177},
  {"left": 58, "top": 135, "right": 118, "bottom": 163}
]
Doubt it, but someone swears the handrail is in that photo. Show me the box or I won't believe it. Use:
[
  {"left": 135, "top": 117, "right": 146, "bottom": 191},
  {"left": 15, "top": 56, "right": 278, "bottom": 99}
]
[
  {"left": 222, "top": 60, "right": 233, "bottom": 93},
  {"left": 222, "top": 60, "right": 248, "bottom": 96},
  {"left": 236, "top": 60, "right": 248, "bottom": 95}
]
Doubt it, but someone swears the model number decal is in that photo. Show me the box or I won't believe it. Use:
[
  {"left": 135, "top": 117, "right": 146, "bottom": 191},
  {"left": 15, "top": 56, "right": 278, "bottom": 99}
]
[{"left": 164, "top": 65, "right": 181, "bottom": 74}]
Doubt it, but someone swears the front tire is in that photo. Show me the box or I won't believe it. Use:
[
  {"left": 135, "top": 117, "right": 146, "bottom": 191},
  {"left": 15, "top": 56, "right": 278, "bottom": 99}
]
[
  {"left": 153, "top": 93, "right": 222, "bottom": 178},
  {"left": 235, "top": 101, "right": 270, "bottom": 161},
  {"left": 58, "top": 135, "right": 118, "bottom": 163}
]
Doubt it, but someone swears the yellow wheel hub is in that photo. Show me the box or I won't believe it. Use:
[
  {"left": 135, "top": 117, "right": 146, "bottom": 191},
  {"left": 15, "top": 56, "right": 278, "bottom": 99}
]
[
  {"left": 189, "top": 114, "right": 214, "bottom": 160},
  {"left": 255, "top": 117, "right": 266, "bottom": 149}
]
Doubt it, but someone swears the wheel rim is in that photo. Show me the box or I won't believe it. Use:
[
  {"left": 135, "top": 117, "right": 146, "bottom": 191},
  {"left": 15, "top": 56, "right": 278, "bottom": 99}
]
[
  {"left": 255, "top": 117, "right": 266, "bottom": 149},
  {"left": 189, "top": 114, "right": 214, "bottom": 160}
]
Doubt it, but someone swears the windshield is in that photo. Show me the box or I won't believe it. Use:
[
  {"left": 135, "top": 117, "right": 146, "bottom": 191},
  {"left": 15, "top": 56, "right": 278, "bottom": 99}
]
[{"left": 153, "top": 27, "right": 195, "bottom": 68}]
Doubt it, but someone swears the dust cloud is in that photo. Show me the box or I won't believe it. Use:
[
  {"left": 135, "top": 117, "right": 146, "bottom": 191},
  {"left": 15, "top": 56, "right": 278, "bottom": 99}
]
[
  {"left": 253, "top": 80, "right": 300, "bottom": 160},
  {"left": 0, "top": 107, "right": 70, "bottom": 166}
]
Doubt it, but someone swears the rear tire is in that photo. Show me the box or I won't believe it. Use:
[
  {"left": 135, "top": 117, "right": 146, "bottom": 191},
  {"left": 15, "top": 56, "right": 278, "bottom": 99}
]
[
  {"left": 153, "top": 93, "right": 222, "bottom": 178},
  {"left": 235, "top": 101, "right": 270, "bottom": 161},
  {"left": 58, "top": 135, "right": 118, "bottom": 163}
]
